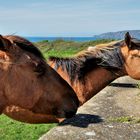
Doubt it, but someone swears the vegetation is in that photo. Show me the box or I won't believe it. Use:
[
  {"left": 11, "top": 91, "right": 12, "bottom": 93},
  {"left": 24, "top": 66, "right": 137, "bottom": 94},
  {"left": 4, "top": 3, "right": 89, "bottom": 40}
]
[
  {"left": 0, "top": 115, "right": 56, "bottom": 140},
  {"left": 137, "top": 83, "right": 140, "bottom": 89},
  {"left": 108, "top": 116, "right": 140, "bottom": 123},
  {"left": 35, "top": 39, "right": 114, "bottom": 58},
  {"left": 0, "top": 39, "right": 114, "bottom": 140}
]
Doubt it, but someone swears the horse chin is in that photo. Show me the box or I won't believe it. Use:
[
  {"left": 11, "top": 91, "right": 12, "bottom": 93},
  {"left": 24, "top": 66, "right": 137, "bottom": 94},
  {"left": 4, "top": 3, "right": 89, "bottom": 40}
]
[
  {"left": 131, "top": 76, "right": 140, "bottom": 80},
  {"left": 128, "top": 73, "right": 140, "bottom": 80}
]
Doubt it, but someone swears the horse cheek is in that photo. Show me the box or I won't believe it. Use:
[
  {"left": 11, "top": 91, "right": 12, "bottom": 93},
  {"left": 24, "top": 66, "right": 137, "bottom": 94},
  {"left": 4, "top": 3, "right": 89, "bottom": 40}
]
[{"left": 125, "top": 57, "right": 140, "bottom": 79}]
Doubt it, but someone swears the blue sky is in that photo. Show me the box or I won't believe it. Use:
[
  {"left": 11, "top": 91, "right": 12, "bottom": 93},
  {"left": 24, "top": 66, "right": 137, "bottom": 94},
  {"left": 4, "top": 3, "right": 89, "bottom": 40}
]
[{"left": 0, "top": 0, "right": 140, "bottom": 36}]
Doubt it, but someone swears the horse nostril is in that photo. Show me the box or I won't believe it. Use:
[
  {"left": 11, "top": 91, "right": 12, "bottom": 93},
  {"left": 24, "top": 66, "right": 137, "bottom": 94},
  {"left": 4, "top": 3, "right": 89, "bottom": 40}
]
[{"left": 64, "top": 109, "right": 77, "bottom": 118}]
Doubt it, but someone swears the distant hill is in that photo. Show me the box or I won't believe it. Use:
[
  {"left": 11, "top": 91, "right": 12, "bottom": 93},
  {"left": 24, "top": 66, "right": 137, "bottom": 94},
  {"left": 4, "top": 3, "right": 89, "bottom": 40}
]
[{"left": 93, "top": 30, "right": 140, "bottom": 40}]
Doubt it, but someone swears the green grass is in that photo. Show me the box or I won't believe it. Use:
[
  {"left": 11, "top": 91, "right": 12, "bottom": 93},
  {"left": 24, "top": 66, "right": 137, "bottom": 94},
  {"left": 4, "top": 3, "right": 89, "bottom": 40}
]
[
  {"left": 36, "top": 39, "right": 114, "bottom": 58},
  {"left": 0, "top": 39, "right": 114, "bottom": 140},
  {"left": 137, "top": 82, "right": 140, "bottom": 89},
  {"left": 0, "top": 115, "right": 57, "bottom": 140},
  {"left": 108, "top": 116, "right": 140, "bottom": 123}
]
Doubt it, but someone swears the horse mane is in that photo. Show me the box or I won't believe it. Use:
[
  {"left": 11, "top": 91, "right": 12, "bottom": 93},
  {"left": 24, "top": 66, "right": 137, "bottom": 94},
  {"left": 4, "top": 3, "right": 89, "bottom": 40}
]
[
  {"left": 5, "top": 35, "right": 44, "bottom": 59},
  {"left": 49, "top": 40, "right": 125, "bottom": 83},
  {"left": 49, "top": 54, "right": 101, "bottom": 82}
]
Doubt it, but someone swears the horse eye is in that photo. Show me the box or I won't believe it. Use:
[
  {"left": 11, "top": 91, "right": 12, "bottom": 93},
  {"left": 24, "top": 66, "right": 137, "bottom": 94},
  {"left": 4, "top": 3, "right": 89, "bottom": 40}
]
[{"left": 34, "top": 63, "right": 46, "bottom": 76}]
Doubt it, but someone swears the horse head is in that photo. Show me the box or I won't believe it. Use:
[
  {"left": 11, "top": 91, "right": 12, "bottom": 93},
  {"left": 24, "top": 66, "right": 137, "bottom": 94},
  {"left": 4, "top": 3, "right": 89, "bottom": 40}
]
[
  {"left": 0, "top": 35, "right": 79, "bottom": 122},
  {"left": 121, "top": 32, "right": 140, "bottom": 79}
]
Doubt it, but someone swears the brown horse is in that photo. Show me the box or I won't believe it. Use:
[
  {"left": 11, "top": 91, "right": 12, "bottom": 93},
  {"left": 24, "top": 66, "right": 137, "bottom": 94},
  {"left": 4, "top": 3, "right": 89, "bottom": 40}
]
[
  {"left": 4, "top": 32, "right": 140, "bottom": 123},
  {"left": 49, "top": 32, "right": 140, "bottom": 105},
  {"left": 0, "top": 35, "right": 79, "bottom": 123}
]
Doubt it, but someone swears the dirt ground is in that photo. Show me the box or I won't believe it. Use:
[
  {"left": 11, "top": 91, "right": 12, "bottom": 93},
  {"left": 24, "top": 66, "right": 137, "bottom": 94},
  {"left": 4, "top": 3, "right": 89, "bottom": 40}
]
[{"left": 40, "top": 76, "right": 140, "bottom": 140}]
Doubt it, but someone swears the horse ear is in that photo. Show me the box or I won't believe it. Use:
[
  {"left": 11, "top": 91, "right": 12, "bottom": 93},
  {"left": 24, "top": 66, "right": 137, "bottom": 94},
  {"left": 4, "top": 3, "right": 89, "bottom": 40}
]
[
  {"left": 125, "top": 32, "right": 131, "bottom": 48},
  {"left": 0, "top": 35, "right": 11, "bottom": 51}
]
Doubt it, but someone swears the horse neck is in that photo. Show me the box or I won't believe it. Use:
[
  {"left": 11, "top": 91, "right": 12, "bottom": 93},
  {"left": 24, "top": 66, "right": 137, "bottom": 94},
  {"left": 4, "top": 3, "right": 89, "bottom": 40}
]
[
  {"left": 50, "top": 62, "right": 124, "bottom": 105},
  {"left": 72, "top": 67, "right": 122, "bottom": 105}
]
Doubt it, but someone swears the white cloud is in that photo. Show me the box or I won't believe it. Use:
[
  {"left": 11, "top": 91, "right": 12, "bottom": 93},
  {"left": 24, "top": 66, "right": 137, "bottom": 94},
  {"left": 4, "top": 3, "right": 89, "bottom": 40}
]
[{"left": 0, "top": 0, "right": 140, "bottom": 36}]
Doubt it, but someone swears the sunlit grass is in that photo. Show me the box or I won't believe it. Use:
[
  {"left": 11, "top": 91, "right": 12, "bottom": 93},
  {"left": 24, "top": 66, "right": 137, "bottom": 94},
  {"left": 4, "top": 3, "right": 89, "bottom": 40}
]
[
  {"left": 36, "top": 39, "right": 114, "bottom": 58},
  {"left": 108, "top": 116, "right": 140, "bottom": 123},
  {"left": 0, "top": 115, "right": 57, "bottom": 140}
]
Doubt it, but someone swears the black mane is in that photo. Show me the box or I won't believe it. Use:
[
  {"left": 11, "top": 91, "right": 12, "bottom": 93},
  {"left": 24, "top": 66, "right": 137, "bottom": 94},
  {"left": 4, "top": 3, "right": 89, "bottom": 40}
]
[
  {"left": 49, "top": 40, "right": 125, "bottom": 83},
  {"left": 49, "top": 55, "right": 101, "bottom": 82}
]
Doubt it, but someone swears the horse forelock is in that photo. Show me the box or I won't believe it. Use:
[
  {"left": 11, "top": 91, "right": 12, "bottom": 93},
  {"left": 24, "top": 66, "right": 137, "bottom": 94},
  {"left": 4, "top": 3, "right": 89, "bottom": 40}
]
[{"left": 49, "top": 40, "right": 125, "bottom": 83}]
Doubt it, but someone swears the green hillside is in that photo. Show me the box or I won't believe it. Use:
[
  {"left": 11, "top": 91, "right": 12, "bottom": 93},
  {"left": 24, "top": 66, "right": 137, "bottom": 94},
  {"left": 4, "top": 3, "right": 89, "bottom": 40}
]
[{"left": 36, "top": 39, "right": 114, "bottom": 58}]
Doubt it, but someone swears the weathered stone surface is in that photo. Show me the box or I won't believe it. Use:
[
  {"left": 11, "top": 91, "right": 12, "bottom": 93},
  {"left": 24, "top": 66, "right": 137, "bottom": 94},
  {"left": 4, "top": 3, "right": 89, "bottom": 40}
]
[{"left": 39, "top": 76, "right": 140, "bottom": 140}]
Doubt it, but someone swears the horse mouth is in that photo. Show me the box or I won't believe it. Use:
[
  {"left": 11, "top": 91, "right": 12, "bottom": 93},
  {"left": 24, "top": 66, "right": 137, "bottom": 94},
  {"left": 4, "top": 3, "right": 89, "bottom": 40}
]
[{"left": 54, "top": 108, "right": 77, "bottom": 121}]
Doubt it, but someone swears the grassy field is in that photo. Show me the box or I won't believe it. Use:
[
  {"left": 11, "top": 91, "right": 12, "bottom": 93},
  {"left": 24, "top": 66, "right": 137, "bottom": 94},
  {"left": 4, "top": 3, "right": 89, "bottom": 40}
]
[
  {"left": 0, "top": 115, "right": 56, "bottom": 140},
  {"left": 36, "top": 39, "right": 114, "bottom": 58},
  {"left": 0, "top": 39, "right": 113, "bottom": 140}
]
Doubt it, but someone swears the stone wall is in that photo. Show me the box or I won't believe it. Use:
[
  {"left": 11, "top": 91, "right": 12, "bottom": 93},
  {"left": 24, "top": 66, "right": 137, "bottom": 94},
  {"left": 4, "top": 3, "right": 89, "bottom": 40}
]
[{"left": 40, "top": 77, "right": 140, "bottom": 140}]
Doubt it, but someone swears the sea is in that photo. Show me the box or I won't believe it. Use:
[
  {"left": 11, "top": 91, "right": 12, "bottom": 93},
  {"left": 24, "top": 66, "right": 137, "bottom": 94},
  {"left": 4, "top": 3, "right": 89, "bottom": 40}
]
[{"left": 26, "top": 37, "right": 96, "bottom": 42}]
